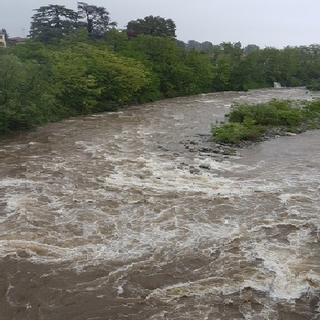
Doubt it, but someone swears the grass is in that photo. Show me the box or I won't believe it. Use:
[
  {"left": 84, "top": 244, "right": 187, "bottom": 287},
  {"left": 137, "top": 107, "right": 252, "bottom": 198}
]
[{"left": 211, "top": 99, "right": 320, "bottom": 145}]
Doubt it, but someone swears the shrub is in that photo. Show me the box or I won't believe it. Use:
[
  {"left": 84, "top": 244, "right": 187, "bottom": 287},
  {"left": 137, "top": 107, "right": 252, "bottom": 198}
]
[
  {"left": 211, "top": 122, "right": 265, "bottom": 144},
  {"left": 306, "top": 100, "right": 320, "bottom": 113},
  {"left": 278, "top": 109, "right": 303, "bottom": 126},
  {"left": 229, "top": 103, "right": 253, "bottom": 123},
  {"left": 307, "top": 80, "right": 320, "bottom": 91}
]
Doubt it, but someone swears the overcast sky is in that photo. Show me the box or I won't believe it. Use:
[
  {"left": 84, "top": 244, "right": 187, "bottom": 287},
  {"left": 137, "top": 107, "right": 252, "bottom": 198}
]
[{"left": 1, "top": 0, "right": 320, "bottom": 48}]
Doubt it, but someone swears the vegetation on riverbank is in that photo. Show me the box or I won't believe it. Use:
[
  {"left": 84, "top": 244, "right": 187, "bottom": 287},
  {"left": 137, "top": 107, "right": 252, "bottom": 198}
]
[
  {"left": 306, "top": 80, "right": 320, "bottom": 91},
  {"left": 211, "top": 99, "right": 320, "bottom": 145},
  {"left": 2, "top": 3, "right": 320, "bottom": 134}
]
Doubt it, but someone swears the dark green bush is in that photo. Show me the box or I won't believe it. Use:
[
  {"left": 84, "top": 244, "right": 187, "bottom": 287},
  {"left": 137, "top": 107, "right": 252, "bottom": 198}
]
[
  {"left": 212, "top": 122, "right": 265, "bottom": 144},
  {"left": 307, "top": 80, "right": 320, "bottom": 91}
]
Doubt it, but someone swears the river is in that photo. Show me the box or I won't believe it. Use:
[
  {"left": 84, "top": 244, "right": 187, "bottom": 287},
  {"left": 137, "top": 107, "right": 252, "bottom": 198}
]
[{"left": 0, "top": 88, "right": 319, "bottom": 319}]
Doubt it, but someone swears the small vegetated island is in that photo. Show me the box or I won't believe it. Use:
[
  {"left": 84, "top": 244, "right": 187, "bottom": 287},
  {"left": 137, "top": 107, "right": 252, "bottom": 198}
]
[{"left": 211, "top": 99, "right": 320, "bottom": 146}]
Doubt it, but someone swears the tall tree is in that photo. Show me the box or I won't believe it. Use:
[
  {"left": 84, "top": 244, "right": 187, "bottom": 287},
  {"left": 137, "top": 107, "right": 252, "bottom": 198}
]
[
  {"left": 29, "top": 5, "right": 79, "bottom": 44},
  {"left": 126, "top": 16, "right": 176, "bottom": 38},
  {"left": 77, "top": 2, "right": 117, "bottom": 38},
  {"left": 186, "top": 40, "right": 202, "bottom": 51},
  {"left": 244, "top": 44, "right": 260, "bottom": 55}
]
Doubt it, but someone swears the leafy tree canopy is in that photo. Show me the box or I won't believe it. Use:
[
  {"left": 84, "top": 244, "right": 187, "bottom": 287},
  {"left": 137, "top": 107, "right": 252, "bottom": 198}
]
[
  {"left": 126, "top": 16, "right": 176, "bottom": 38},
  {"left": 29, "top": 5, "right": 80, "bottom": 44},
  {"left": 244, "top": 44, "right": 260, "bottom": 55},
  {"left": 29, "top": 3, "right": 117, "bottom": 43},
  {"left": 77, "top": 2, "right": 117, "bottom": 39}
]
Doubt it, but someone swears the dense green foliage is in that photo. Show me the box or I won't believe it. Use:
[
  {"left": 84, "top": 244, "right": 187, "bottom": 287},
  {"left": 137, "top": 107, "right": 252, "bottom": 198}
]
[
  {"left": 2, "top": 3, "right": 320, "bottom": 134},
  {"left": 306, "top": 80, "right": 320, "bottom": 91},
  {"left": 211, "top": 121, "right": 266, "bottom": 144},
  {"left": 126, "top": 16, "right": 176, "bottom": 38},
  {"left": 29, "top": 5, "right": 80, "bottom": 44},
  {"left": 29, "top": 3, "right": 117, "bottom": 43},
  {"left": 212, "top": 100, "right": 320, "bottom": 144},
  {"left": 77, "top": 2, "right": 117, "bottom": 39}
]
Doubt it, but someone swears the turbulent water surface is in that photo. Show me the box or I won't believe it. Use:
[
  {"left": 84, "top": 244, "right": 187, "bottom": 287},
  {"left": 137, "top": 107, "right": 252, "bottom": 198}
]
[{"left": 0, "top": 88, "right": 320, "bottom": 320}]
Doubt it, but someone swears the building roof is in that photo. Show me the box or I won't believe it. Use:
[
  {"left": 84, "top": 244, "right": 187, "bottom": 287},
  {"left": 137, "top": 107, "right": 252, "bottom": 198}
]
[{"left": 9, "top": 37, "right": 25, "bottom": 41}]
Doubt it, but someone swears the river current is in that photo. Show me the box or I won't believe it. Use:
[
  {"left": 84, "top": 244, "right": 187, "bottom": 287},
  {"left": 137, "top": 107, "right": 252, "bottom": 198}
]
[{"left": 0, "top": 88, "right": 319, "bottom": 319}]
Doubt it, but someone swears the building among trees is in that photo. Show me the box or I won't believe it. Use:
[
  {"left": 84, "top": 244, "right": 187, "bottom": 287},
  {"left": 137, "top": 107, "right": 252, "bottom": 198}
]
[
  {"left": 9, "top": 37, "right": 26, "bottom": 46},
  {"left": 0, "top": 30, "right": 7, "bottom": 47}
]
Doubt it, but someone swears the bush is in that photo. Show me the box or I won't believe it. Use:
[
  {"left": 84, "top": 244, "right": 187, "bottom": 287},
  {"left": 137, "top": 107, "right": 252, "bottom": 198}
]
[
  {"left": 229, "top": 103, "right": 252, "bottom": 123},
  {"left": 278, "top": 109, "right": 303, "bottom": 126},
  {"left": 250, "top": 103, "right": 279, "bottom": 125},
  {"left": 229, "top": 99, "right": 307, "bottom": 126},
  {"left": 211, "top": 122, "right": 265, "bottom": 144},
  {"left": 307, "top": 80, "right": 320, "bottom": 91},
  {"left": 306, "top": 100, "right": 320, "bottom": 113}
]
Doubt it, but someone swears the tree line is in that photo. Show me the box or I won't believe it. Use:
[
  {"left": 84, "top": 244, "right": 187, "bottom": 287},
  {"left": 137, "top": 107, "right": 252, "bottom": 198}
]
[{"left": 1, "top": 3, "right": 320, "bottom": 133}]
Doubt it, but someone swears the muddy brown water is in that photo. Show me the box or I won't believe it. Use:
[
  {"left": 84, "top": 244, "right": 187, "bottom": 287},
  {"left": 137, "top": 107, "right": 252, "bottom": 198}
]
[{"left": 0, "top": 88, "right": 320, "bottom": 319}]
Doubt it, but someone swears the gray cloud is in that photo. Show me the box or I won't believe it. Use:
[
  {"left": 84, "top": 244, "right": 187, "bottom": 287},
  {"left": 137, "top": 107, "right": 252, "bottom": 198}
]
[{"left": 1, "top": 0, "right": 319, "bottom": 48}]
